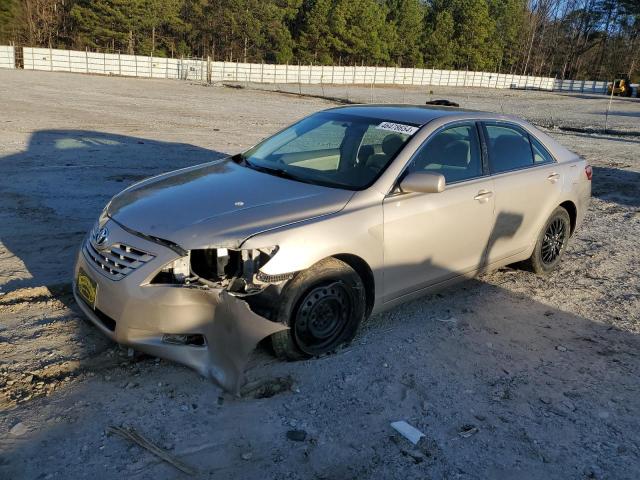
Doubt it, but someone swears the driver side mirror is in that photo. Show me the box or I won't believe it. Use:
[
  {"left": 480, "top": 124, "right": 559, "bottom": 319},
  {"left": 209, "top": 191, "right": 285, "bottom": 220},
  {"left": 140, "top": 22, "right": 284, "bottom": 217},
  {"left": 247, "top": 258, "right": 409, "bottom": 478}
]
[{"left": 400, "top": 172, "right": 446, "bottom": 194}]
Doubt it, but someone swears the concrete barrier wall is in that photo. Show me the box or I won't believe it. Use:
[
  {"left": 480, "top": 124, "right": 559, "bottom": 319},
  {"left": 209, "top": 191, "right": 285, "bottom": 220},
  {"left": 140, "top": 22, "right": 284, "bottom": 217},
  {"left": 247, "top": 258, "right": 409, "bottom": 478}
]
[
  {"left": 21, "top": 47, "right": 207, "bottom": 80},
  {"left": 0, "top": 45, "right": 15, "bottom": 69},
  {"left": 210, "top": 61, "right": 557, "bottom": 90},
  {"left": 6, "top": 46, "right": 607, "bottom": 93},
  {"left": 553, "top": 78, "right": 608, "bottom": 94}
]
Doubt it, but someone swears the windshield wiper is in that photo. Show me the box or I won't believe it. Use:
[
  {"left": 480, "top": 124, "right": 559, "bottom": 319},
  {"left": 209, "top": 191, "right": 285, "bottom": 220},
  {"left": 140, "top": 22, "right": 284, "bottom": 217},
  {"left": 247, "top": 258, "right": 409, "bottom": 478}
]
[
  {"left": 232, "top": 153, "right": 250, "bottom": 166},
  {"left": 240, "top": 159, "right": 301, "bottom": 181},
  {"left": 252, "top": 165, "right": 299, "bottom": 181},
  {"left": 233, "top": 154, "right": 273, "bottom": 173}
]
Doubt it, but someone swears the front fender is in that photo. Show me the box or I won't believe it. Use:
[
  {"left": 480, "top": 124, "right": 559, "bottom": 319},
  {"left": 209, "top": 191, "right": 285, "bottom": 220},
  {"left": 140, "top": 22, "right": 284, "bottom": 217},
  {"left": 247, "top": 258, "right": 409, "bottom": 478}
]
[{"left": 241, "top": 191, "right": 384, "bottom": 296}]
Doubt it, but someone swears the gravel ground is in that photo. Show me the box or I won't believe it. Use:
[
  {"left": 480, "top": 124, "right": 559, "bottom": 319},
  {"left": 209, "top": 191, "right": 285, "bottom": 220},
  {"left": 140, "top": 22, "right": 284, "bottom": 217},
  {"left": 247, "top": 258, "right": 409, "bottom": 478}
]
[
  {"left": 0, "top": 70, "right": 639, "bottom": 480},
  {"left": 244, "top": 82, "right": 640, "bottom": 133}
]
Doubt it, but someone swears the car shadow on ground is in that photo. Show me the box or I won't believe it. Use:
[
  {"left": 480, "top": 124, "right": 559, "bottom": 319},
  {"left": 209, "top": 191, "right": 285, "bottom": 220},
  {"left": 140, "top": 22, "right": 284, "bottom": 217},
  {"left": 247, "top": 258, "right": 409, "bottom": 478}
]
[{"left": 0, "top": 130, "right": 227, "bottom": 294}]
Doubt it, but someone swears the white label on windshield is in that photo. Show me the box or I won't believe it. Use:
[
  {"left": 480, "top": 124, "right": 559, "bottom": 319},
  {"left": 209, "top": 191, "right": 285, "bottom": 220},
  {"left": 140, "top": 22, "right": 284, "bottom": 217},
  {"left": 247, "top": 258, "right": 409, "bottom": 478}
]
[{"left": 376, "top": 122, "right": 419, "bottom": 135}]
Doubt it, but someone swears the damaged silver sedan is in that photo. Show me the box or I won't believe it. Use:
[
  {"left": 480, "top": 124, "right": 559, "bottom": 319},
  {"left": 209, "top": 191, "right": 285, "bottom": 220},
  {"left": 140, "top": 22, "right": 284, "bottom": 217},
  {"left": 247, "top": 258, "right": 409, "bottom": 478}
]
[{"left": 73, "top": 105, "right": 591, "bottom": 389}]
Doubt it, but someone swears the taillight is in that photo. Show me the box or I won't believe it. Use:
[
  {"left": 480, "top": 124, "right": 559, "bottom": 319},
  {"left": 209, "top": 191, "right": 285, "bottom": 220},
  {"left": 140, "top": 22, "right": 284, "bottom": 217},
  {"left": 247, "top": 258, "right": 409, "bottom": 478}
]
[{"left": 585, "top": 165, "right": 593, "bottom": 181}]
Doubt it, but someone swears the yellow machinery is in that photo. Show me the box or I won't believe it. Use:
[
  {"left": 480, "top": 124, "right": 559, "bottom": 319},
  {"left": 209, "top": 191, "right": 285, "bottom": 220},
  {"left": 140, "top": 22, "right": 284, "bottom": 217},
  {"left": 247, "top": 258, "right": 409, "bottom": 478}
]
[{"left": 607, "top": 74, "right": 633, "bottom": 97}]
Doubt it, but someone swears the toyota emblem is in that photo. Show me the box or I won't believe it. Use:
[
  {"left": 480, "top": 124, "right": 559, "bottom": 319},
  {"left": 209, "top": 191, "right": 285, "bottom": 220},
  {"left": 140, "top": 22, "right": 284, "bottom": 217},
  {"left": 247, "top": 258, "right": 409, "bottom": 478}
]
[{"left": 94, "top": 227, "right": 109, "bottom": 246}]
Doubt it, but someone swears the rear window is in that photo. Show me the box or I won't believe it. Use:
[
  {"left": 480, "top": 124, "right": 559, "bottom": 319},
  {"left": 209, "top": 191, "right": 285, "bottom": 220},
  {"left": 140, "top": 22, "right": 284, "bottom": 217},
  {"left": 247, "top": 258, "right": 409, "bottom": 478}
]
[{"left": 531, "top": 136, "right": 555, "bottom": 164}]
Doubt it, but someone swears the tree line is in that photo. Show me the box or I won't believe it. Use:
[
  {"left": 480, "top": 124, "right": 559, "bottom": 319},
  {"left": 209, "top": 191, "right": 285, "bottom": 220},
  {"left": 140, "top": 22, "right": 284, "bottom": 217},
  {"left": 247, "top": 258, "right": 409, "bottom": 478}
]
[{"left": 0, "top": 0, "right": 638, "bottom": 81}]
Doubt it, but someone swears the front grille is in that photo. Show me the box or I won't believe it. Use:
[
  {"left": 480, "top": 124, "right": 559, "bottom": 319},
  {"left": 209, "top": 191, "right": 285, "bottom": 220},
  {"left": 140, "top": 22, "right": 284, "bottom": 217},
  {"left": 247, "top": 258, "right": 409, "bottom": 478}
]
[{"left": 83, "top": 239, "right": 154, "bottom": 280}]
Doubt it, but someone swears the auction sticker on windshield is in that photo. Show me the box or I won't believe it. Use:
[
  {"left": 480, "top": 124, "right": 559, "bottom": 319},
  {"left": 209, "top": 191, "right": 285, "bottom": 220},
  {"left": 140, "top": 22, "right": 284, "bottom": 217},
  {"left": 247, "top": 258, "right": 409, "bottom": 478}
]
[{"left": 376, "top": 122, "right": 419, "bottom": 135}]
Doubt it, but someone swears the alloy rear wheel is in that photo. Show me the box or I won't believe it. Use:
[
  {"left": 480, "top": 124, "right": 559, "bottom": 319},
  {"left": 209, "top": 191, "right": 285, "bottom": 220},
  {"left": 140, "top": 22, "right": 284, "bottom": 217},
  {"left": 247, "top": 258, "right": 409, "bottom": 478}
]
[{"left": 525, "top": 206, "right": 571, "bottom": 275}]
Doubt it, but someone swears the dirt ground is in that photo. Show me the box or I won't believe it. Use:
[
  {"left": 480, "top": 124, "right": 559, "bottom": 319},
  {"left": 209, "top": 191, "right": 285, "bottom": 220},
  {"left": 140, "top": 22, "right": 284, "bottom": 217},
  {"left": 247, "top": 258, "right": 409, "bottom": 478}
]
[
  {"left": 0, "top": 70, "right": 639, "bottom": 480},
  {"left": 245, "top": 82, "right": 640, "bottom": 133}
]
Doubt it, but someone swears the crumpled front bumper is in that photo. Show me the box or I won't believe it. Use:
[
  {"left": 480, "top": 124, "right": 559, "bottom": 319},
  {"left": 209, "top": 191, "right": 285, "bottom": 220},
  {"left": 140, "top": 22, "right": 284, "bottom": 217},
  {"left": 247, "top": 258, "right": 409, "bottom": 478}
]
[{"left": 73, "top": 219, "right": 285, "bottom": 392}]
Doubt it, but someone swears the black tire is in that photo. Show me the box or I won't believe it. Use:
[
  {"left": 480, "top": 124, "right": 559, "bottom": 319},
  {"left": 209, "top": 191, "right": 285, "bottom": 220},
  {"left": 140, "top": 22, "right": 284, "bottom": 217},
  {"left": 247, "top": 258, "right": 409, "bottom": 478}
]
[
  {"left": 271, "top": 257, "right": 366, "bottom": 360},
  {"left": 524, "top": 206, "right": 571, "bottom": 275}
]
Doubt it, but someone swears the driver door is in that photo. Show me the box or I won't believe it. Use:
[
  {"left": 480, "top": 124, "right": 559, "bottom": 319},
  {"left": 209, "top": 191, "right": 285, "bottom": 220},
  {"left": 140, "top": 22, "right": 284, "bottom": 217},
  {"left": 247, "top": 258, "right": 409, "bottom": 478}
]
[{"left": 382, "top": 122, "right": 496, "bottom": 301}]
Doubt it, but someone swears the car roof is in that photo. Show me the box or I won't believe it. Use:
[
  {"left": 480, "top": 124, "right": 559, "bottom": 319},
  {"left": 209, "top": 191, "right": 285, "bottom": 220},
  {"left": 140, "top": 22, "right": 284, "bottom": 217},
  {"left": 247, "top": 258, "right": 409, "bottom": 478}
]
[
  {"left": 328, "top": 104, "right": 488, "bottom": 125},
  {"left": 327, "top": 104, "right": 576, "bottom": 164}
]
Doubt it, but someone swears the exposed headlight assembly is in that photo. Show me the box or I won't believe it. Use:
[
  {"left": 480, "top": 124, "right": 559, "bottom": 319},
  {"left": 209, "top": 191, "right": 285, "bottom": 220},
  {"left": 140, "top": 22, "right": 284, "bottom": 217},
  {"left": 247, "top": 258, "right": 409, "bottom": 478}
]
[{"left": 153, "top": 245, "right": 293, "bottom": 295}]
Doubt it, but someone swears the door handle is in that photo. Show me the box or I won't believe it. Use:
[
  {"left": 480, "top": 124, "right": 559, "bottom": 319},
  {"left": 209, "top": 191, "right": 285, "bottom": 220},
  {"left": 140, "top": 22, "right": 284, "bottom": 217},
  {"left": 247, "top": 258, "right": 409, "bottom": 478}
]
[
  {"left": 474, "top": 190, "right": 493, "bottom": 203},
  {"left": 547, "top": 172, "right": 560, "bottom": 183}
]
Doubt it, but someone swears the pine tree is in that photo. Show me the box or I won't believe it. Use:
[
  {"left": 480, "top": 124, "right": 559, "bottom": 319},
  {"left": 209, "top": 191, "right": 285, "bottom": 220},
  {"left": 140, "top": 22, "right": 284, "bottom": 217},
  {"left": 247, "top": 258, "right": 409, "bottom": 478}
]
[
  {"left": 0, "top": 0, "right": 21, "bottom": 44},
  {"left": 386, "top": 0, "right": 425, "bottom": 67},
  {"left": 423, "top": 8, "right": 457, "bottom": 69},
  {"left": 70, "top": 0, "right": 185, "bottom": 56},
  {"left": 488, "top": 0, "right": 526, "bottom": 72},
  {"left": 187, "top": 0, "right": 298, "bottom": 62},
  {"left": 449, "top": 0, "right": 498, "bottom": 70},
  {"left": 294, "top": 0, "right": 333, "bottom": 63},
  {"left": 328, "top": 0, "right": 394, "bottom": 65},
  {"left": 1, "top": 0, "right": 637, "bottom": 79}
]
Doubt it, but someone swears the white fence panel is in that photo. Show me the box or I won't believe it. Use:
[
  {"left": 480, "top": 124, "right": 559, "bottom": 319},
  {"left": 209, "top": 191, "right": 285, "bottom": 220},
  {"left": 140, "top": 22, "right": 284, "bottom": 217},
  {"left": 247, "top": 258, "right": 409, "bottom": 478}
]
[
  {"left": 118, "top": 54, "right": 137, "bottom": 77},
  {"left": 0, "top": 45, "right": 15, "bottom": 69},
  {"left": 87, "top": 51, "right": 105, "bottom": 74},
  {"left": 104, "top": 53, "right": 120, "bottom": 75},
  {"left": 8, "top": 45, "right": 610, "bottom": 93},
  {"left": 70, "top": 50, "right": 86, "bottom": 73},
  {"left": 24, "top": 47, "right": 50, "bottom": 70}
]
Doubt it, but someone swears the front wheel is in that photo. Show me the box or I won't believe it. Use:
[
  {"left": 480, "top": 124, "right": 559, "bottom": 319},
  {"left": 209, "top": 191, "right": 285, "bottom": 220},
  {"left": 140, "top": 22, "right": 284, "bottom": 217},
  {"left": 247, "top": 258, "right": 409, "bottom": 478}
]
[
  {"left": 271, "top": 258, "right": 366, "bottom": 360},
  {"left": 525, "top": 206, "right": 571, "bottom": 275}
]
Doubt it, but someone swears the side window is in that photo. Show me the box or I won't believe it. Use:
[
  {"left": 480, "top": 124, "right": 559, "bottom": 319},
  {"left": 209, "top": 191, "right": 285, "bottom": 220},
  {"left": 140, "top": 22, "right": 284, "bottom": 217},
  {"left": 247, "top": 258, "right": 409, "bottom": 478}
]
[
  {"left": 408, "top": 124, "right": 482, "bottom": 183},
  {"left": 530, "top": 136, "right": 555, "bottom": 164},
  {"left": 485, "top": 124, "right": 533, "bottom": 174}
]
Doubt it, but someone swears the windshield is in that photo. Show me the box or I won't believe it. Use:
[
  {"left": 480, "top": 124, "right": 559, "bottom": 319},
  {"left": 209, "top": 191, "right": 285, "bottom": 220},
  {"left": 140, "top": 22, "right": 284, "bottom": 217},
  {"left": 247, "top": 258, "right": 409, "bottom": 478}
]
[{"left": 242, "top": 112, "right": 419, "bottom": 190}]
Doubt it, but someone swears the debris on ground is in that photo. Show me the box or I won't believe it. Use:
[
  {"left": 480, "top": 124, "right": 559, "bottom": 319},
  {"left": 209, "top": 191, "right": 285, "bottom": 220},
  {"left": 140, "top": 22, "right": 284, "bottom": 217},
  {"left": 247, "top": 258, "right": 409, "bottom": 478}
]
[
  {"left": 107, "top": 426, "right": 196, "bottom": 476},
  {"left": 458, "top": 424, "right": 479, "bottom": 438},
  {"left": 390, "top": 421, "right": 425, "bottom": 445},
  {"left": 436, "top": 316, "right": 459, "bottom": 324}
]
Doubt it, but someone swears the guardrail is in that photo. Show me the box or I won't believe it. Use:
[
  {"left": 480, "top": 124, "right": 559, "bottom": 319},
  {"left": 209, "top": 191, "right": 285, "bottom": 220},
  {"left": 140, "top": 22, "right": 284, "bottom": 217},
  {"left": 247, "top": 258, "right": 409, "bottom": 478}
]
[{"left": 0, "top": 45, "right": 608, "bottom": 93}]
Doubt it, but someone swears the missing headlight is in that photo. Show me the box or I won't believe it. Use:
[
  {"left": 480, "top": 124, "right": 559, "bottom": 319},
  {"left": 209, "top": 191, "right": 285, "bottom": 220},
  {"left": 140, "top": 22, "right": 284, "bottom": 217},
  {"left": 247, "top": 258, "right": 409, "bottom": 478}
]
[
  {"left": 190, "top": 248, "right": 241, "bottom": 281},
  {"left": 151, "top": 246, "right": 289, "bottom": 294}
]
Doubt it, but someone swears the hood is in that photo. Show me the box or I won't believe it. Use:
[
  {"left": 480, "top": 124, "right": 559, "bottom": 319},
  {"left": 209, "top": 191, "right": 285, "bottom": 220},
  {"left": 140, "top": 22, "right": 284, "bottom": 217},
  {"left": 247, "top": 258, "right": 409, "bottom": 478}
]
[{"left": 107, "top": 159, "right": 353, "bottom": 249}]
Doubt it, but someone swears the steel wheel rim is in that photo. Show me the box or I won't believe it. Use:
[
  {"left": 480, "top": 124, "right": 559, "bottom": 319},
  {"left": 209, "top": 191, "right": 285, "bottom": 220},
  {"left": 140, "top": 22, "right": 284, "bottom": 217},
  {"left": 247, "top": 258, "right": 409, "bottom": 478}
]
[
  {"left": 541, "top": 217, "right": 567, "bottom": 265},
  {"left": 294, "top": 282, "right": 351, "bottom": 354}
]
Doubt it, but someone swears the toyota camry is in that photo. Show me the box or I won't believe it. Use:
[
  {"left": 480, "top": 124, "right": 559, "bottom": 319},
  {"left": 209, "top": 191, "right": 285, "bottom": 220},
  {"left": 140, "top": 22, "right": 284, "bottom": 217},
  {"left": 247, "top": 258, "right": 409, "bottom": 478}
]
[{"left": 73, "top": 104, "right": 591, "bottom": 385}]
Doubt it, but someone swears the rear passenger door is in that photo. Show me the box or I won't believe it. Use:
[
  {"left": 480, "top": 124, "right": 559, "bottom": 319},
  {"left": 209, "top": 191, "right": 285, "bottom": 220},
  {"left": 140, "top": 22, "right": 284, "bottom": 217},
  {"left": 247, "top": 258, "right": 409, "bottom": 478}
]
[{"left": 481, "top": 122, "right": 563, "bottom": 263}]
